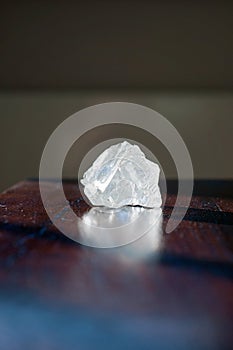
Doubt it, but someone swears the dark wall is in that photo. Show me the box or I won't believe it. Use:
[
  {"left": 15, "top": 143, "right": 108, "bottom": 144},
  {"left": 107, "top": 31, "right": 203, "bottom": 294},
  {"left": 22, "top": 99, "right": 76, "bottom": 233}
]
[
  {"left": 0, "top": 1, "right": 233, "bottom": 191},
  {"left": 0, "top": 0, "right": 233, "bottom": 89}
]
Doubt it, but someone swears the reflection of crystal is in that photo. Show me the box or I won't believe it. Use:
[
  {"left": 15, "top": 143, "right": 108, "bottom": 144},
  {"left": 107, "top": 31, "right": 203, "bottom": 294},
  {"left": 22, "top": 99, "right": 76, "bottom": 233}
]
[
  {"left": 81, "top": 141, "right": 162, "bottom": 208},
  {"left": 77, "top": 206, "right": 162, "bottom": 254}
]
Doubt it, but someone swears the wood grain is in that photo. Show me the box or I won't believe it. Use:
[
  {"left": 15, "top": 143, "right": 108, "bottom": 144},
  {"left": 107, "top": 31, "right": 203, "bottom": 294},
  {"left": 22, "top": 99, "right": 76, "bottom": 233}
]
[{"left": 0, "top": 180, "right": 232, "bottom": 350}]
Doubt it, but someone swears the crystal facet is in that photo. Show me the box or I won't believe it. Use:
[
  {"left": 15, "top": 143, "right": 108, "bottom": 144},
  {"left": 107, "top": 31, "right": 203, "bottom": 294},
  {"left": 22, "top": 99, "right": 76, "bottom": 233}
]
[{"left": 81, "top": 141, "right": 162, "bottom": 208}]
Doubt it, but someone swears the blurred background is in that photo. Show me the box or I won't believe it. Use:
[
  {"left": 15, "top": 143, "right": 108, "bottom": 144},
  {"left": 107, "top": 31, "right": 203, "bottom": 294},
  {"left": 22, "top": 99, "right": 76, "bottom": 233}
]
[{"left": 1, "top": 0, "right": 233, "bottom": 192}]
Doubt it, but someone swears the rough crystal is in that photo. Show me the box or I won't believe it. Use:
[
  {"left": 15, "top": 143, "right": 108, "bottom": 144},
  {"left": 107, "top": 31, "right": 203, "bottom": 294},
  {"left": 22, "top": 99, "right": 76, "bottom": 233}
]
[{"left": 81, "top": 141, "right": 162, "bottom": 208}]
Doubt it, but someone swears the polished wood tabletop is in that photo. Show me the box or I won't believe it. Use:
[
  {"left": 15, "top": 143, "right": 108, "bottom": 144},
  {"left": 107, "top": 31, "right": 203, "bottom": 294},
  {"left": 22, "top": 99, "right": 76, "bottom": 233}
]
[{"left": 0, "top": 180, "right": 232, "bottom": 350}]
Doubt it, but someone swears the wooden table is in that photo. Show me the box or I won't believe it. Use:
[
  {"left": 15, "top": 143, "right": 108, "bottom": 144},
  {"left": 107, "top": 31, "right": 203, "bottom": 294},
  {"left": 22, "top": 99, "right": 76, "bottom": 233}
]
[{"left": 0, "top": 180, "right": 232, "bottom": 350}]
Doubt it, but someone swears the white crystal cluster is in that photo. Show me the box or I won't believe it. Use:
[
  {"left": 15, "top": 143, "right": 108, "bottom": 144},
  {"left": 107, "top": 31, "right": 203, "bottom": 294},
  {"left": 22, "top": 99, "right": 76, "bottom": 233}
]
[{"left": 81, "top": 141, "right": 162, "bottom": 208}]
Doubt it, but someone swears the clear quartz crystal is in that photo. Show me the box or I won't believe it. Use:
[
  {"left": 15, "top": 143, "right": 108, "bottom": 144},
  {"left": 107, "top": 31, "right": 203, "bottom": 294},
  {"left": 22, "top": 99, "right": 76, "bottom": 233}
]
[{"left": 81, "top": 141, "right": 162, "bottom": 208}]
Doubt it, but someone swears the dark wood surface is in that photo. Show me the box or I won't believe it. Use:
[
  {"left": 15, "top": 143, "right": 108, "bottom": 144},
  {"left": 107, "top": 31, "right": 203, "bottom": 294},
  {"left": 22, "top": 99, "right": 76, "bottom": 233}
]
[{"left": 0, "top": 180, "right": 232, "bottom": 350}]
